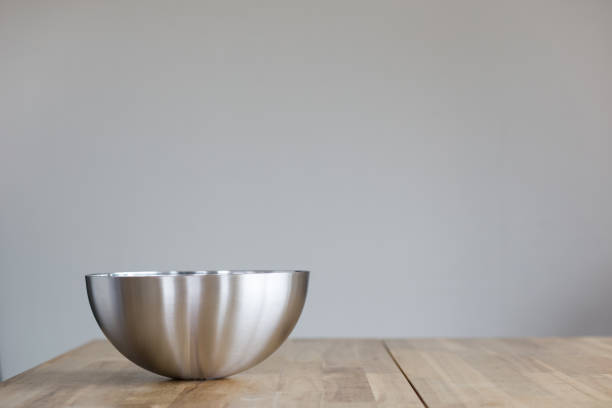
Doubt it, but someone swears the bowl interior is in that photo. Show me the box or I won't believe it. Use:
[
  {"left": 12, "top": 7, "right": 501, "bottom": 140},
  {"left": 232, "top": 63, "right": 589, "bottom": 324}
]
[{"left": 87, "top": 270, "right": 308, "bottom": 277}]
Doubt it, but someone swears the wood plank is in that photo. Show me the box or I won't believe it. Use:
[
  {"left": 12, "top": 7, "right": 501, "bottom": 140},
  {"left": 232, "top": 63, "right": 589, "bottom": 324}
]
[
  {"left": 385, "top": 337, "right": 612, "bottom": 408},
  {"left": 0, "top": 339, "right": 423, "bottom": 407}
]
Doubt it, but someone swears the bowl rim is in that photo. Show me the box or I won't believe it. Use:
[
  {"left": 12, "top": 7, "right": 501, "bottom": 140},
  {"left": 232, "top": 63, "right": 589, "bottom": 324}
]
[{"left": 86, "top": 270, "right": 309, "bottom": 278}]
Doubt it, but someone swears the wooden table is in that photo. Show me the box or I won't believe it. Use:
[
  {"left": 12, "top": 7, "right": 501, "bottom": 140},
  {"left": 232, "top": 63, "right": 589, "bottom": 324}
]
[{"left": 2, "top": 338, "right": 612, "bottom": 407}]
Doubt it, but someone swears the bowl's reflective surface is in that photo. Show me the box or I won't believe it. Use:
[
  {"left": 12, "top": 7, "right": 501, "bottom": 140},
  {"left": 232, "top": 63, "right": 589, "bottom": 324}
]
[{"left": 86, "top": 270, "right": 309, "bottom": 379}]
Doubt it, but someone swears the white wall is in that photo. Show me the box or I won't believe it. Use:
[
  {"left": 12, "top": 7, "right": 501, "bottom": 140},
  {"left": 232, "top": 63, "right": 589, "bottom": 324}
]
[{"left": 1, "top": 0, "right": 612, "bottom": 380}]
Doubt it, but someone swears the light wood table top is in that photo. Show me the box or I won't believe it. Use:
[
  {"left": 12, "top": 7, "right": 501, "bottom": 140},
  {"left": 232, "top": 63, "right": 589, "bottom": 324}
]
[
  {"left": 386, "top": 337, "right": 612, "bottom": 408},
  {"left": 2, "top": 337, "right": 612, "bottom": 407}
]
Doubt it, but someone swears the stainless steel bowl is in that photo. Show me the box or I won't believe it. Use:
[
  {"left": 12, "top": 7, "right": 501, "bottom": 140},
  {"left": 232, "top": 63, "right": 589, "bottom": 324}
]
[{"left": 86, "top": 270, "right": 309, "bottom": 379}]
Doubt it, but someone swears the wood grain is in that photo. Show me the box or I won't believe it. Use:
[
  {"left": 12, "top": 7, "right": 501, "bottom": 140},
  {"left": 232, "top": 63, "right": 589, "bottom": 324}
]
[
  {"left": 385, "top": 337, "right": 612, "bottom": 408},
  {"left": 0, "top": 339, "right": 423, "bottom": 408}
]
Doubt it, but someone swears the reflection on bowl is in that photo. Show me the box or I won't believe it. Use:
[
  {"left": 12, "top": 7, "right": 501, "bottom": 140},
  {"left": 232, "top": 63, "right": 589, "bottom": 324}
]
[{"left": 86, "top": 270, "right": 309, "bottom": 379}]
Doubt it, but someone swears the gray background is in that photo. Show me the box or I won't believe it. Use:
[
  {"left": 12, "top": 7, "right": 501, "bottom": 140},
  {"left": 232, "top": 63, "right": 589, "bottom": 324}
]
[{"left": 1, "top": 0, "right": 611, "bottom": 380}]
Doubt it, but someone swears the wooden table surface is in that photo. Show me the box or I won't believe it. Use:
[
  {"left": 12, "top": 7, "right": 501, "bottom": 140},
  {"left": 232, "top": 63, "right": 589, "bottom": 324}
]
[{"left": 2, "top": 338, "right": 612, "bottom": 407}]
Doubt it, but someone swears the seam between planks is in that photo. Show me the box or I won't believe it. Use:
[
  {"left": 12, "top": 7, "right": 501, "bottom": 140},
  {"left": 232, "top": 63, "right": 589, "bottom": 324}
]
[{"left": 382, "top": 341, "right": 429, "bottom": 408}]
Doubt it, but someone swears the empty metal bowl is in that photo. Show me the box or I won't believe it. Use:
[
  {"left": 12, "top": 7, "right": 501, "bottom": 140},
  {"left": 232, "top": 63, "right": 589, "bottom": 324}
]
[{"left": 86, "top": 270, "right": 309, "bottom": 379}]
